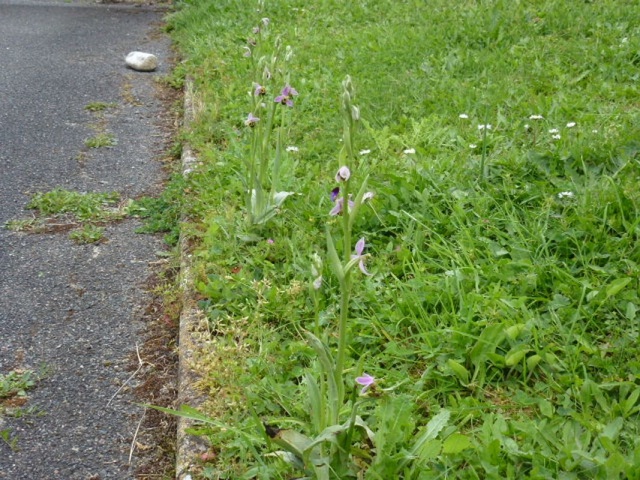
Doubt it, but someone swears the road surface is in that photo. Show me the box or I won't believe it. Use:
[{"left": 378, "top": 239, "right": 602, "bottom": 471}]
[{"left": 0, "top": 0, "right": 173, "bottom": 477}]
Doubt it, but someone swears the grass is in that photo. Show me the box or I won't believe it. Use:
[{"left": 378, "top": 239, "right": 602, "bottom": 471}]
[
  {"left": 6, "top": 185, "right": 184, "bottom": 246},
  {"left": 165, "top": 0, "right": 640, "bottom": 478},
  {"left": 84, "top": 132, "right": 117, "bottom": 148},
  {"left": 1, "top": 369, "right": 44, "bottom": 451},
  {"left": 84, "top": 101, "right": 117, "bottom": 112}
]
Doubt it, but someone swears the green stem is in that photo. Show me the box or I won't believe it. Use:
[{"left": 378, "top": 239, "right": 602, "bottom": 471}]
[
  {"left": 335, "top": 276, "right": 351, "bottom": 422},
  {"left": 247, "top": 123, "right": 260, "bottom": 225},
  {"left": 334, "top": 179, "right": 352, "bottom": 417},
  {"left": 271, "top": 106, "right": 286, "bottom": 198},
  {"left": 259, "top": 100, "right": 278, "bottom": 187}
]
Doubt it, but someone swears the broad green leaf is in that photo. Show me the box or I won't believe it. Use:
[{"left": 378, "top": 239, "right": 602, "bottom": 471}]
[
  {"left": 305, "top": 372, "right": 324, "bottom": 433},
  {"left": 601, "top": 417, "right": 624, "bottom": 440},
  {"left": 606, "top": 277, "right": 632, "bottom": 298},
  {"left": 303, "top": 332, "right": 339, "bottom": 412},
  {"left": 413, "top": 439, "right": 442, "bottom": 462},
  {"left": 538, "top": 398, "right": 554, "bottom": 418},
  {"left": 505, "top": 346, "right": 530, "bottom": 367},
  {"left": 447, "top": 359, "right": 469, "bottom": 385},
  {"left": 505, "top": 323, "right": 526, "bottom": 340},
  {"left": 622, "top": 388, "right": 640, "bottom": 417},
  {"left": 469, "top": 324, "right": 505, "bottom": 363},
  {"left": 271, "top": 428, "right": 314, "bottom": 459},
  {"left": 625, "top": 302, "right": 637, "bottom": 320},
  {"left": 442, "top": 433, "right": 472, "bottom": 454},
  {"left": 415, "top": 410, "right": 450, "bottom": 447},
  {"left": 325, "top": 228, "right": 344, "bottom": 281},
  {"left": 526, "top": 354, "right": 542, "bottom": 371}
]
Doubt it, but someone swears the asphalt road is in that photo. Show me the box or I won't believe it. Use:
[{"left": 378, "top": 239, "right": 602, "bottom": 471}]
[{"left": 0, "top": 1, "right": 173, "bottom": 477}]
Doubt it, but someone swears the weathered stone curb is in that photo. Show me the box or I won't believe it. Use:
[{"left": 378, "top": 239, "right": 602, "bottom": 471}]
[{"left": 175, "top": 76, "right": 209, "bottom": 479}]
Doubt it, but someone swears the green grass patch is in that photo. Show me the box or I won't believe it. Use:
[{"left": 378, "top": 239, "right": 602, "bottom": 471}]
[
  {"left": 84, "top": 101, "right": 117, "bottom": 112},
  {"left": 84, "top": 133, "right": 117, "bottom": 148},
  {"left": 129, "top": 173, "right": 187, "bottom": 246},
  {"left": 27, "top": 189, "right": 122, "bottom": 222},
  {"left": 0, "top": 369, "right": 45, "bottom": 451},
  {"left": 167, "top": 0, "right": 640, "bottom": 477},
  {"left": 68, "top": 224, "right": 105, "bottom": 244},
  {"left": 7, "top": 186, "right": 182, "bottom": 246}
]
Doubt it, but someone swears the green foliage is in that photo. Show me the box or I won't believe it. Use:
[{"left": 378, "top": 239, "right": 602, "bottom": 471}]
[
  {"left": 0, "top": 370, "right": 37, "bottom": 400},
  {"left": 130, "top": 173, "right": 187, "bottom": 246},
  {"left": 84, "top": 133, "right": 117, "bottom": 148},
  {"left": 69, "top": 224, "right": 104, "bottom": 244},
  {"left": 27, "top": 188, "right": 121, "bottom": 221},
  {"left": 84, "top": 101, "right": 117, "bottom": 112},
  {"left": 167, "top": 0, "right": 640, "bottom": 477}
]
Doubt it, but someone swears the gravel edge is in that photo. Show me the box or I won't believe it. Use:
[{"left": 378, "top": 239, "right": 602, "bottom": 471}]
[{"left": 175, "top": 77, "right": 209, "bottom": 479}]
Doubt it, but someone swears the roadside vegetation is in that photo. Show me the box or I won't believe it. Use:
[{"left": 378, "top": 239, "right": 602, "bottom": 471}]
[
  {"left": 1, "top": 369, "right": 45, "bottom": 451},
  {"left": 166, "top": 0, "right": 640, "bottom": 478}
]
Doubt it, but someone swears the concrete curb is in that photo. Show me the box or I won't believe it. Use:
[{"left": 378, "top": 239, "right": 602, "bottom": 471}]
[{"left": 175, "top": 77, "right": 209, "bottom": 479}]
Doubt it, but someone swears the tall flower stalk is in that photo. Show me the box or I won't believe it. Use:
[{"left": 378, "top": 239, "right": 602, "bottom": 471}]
[{"left": 243, "top": 25, "right": 296, "bottom": 226}]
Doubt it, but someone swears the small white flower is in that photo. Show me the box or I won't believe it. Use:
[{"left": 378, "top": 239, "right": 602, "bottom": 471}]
[
  {"left": 359, "top": 149, "right": 371, "bottom": 155},
  {"left": 459, "top": 113, "right": 469, "bottom": 119},
  {"left": 558, "top": 191, "right": 574, "bottom": 199},
  {"left": 469, "top": 144, "right": 477, "bottom": 149},
  {"left": 566, "top": 122, "right": 576, "bottom": 128},
  {"left": 524, "top": 124, "right": 530, "bottom": 130},
  {"left": 478, "top": 124, "right": 492, "bottom": 130},
  {"left": 403, "top": 148, "right": 416, "bottom": 154},
  {"left": 444, "top": 270, "right": 455, "bottom": 277},
  {"left": 548, "top": 128, "right": 559, "bottom": 134},
  {"left": 592, "top": 129, "right": 599, "bottom": 134},
  {"left": 362, "top": 191, "right": 375, "bottom": 202},
  {"left": 529, "top": 114, "right": 544, "bottom": 120},
  {"left": 286, "top": 146, "right": 299, "bottom": 152},
  {"left": 552, "top": 134, "right": 561, "bottom": 140}
]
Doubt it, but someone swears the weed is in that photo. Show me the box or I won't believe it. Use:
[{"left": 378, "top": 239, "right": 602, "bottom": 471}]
[
  {"left": 69, "top": 224, "right": 105, "bottom": 244},
  {"left": 0, "top": 370, "right": 37, "bottom": 401},
  {"left": 84, "top": 133, "right": 117, "bottom": 148},
  {"left": 130, "top": 173, "right": 187, "bottom": 246},
  {"left": 84, "top": 101, "right": 117, "bottom": 112},
  {"left": 27, "top": 189, "right": 121, "bottom": 222},
  {"left": 0, "top": 428, "right": 18, "bottom": 451}
]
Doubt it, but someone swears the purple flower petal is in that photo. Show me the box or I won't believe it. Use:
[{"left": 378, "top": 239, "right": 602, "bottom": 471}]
[
  {"left": 275, "top": 85, "right": 298, "bottom": 107},
  {"left": 355, "top": 373, "right": 375, "bottom": 394},
  {"left": 351, "top": 238, "right": 372, "bottom": 275},
  {"left": 330, "top": 187, "right": 340, "bottom": 202},
  {"left": 282, "top": 85, "right": 298, "bottom": 97},
  {"left": 335, "top": 166, "right": 351, "bottom": 182},
  {"left": 245, "top": 113, "right": 260, "bottom": 127},
  {"left": 356, "top": 373, "right": 375, "bottom": 386},
  {"left": 358, "top": 259, "right": 371, "bottom": 276},
  {"left": 329, "top": 197, "right": 344, "bottom": 216},
  {"left": 254, "top": 84, "right": 266, "bottom": 96}
]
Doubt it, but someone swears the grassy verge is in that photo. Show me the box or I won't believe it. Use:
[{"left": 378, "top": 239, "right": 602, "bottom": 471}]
[{"left": 167, "top": 0, "right": 640, "bottom": 478}]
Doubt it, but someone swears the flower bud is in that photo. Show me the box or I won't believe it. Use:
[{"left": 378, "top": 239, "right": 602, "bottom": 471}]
[
  {"left": 351, "top": 105, "right": 360, "bottom": 121},
  {"left": 335, "top": 166, "right": 351, "bottom": 182}
]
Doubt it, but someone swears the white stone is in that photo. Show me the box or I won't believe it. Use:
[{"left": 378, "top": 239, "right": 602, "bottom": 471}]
[{"left": 125, "top": 51, "right": 158, "bottom": 72}]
